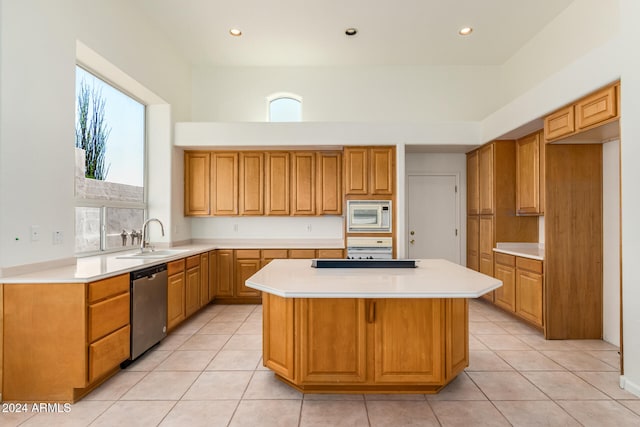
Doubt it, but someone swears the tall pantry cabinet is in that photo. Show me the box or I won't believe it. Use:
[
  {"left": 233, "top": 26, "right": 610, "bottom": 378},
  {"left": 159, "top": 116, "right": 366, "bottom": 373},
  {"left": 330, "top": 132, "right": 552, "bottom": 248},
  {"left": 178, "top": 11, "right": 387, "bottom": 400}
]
[{"left": 466, "top": 141, "right": 538, "bottom": 301}]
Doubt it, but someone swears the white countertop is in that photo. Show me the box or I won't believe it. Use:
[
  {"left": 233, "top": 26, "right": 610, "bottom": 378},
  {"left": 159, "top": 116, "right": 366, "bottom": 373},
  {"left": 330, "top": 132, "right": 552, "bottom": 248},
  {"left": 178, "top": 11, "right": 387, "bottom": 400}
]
[
  {"left": 0, "top": 239, "right": 346, "bottom": 284},
  {"left": 493, "top": 243, "right": 544, "bottom": 261},
  {"left": 246, "top": 259, "right": 501, "bottom": 299}
]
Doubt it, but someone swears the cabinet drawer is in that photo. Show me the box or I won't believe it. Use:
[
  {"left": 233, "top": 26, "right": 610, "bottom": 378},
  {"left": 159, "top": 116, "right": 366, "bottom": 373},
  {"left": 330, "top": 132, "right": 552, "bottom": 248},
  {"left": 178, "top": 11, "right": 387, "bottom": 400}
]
[
  {"left": 236, "top": 249, "right": 261, "bottom": 259},
  {"left": 88, "top": 325, "right": 130, "bottom": 383},
  {"left": 262, "top": 249, "right": 288, "bottom": 259},
  {"left": 516, "top": 257, "right": 543, "bottom": 274},
  {"left": 186, "top": 255, "right": 200, "bottom": 269},
  {"left": 288, "top": 249, "right": 317, "bottom": 259},
  {"left": 544, "top": 105, "right": 575, "bottom": 141},
  {"left": 88, "top": 274, "right": 129, "bottom": 303},
  {"left": 88, "top": 292, "right": 130, "bottom": 342},
  {"left": 494, "top": 252, "right": 515, "bottom": 267},
  {"left": 576, "top": 85, "right": 617, "bottom": 130},
  {"left": 317, "top": 249, "right": 344, "bottom": 259},
  {"left": 167, "top": 258, "right": 185, "bottom": 275}
]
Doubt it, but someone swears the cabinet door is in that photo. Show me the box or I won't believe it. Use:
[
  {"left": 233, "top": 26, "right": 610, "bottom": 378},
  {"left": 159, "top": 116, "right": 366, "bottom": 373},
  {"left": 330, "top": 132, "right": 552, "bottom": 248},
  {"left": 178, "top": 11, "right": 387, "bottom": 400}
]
[
  {"left": 265, "top": 152, "right": 290, "bottom": 215},
  {"left": 216, "top": 250, "right": 234, "bottom": 297},
  {"left": 576, "top": 85, "right": 617, "bottom": 130},
  {"left": 466, "top": 216, "right": 479, "bottom": 271},
  {"left": 544, "top": 105, "right": 575, "bottom": 142},
  {"left": 208, "top": 250, "right": 217, "bottom": 301},
  {"left": 184, "top": 152, "right": 210, "bottom": 216},
  {"left": 516, "top": 269, "right": 543, "bottom": 327},
  {"left": 263, "top": 293, "right": 295, "bottom": 380},
  {"left": 316, "top": 249, "right": 344, "bottom": 259},
  {"left": 344, "top": 147, "right": 368, "bottom": 195},
  {"left": 167, "top": 272, "right": 185, "bottom": 331},
  {"left": 317, "top": 151, "right": 342, "bottom": 215},
  {"left": 200, "top": 252, "right": 209, "bottom": 307},
  {"left": 291, "top": 152, "right": 316, "bottom": 215},
  {"left": 516, "top": 132, "right": 541, "bottom": 215},
  {"left": 298, "top": 298, "right": 367, "bottom": 383},
  {"left": 478, "top": 144, "right": 494, "bottom": 215},
  {"left": 370, "top": 147, "right": 394, "bottom": 195},
  {"left": 211, "top": 152, "right": 238, "bottom": 215},
  {"left": 261, "top": 249, "right": 288, "bottom": 268},
  {"left": 373, "top": 299, "right": 443, "bottom": 383},
  {"left": 235, "top": 258, "right": 261, "bottom": 298},
  {"left": 539, "top": 132, "right": 545, "bottom": 214},
  {"left": 239, "top": 152, "right": 264, "bottom": 215},
  {"left": 479, "top": 215, "right": 494, "bottom": 302},
  {"left": 494, "top": 254, "right": 516, "bottom": 312},
  {"left": 467, "top": 151, "right": 479, "bottom": 215},
  {"left": 288, "top": 249, "right": 316, "bottom": 259},
  {"left": 185, "top": 266, "right": 201, "bottom": 317}
]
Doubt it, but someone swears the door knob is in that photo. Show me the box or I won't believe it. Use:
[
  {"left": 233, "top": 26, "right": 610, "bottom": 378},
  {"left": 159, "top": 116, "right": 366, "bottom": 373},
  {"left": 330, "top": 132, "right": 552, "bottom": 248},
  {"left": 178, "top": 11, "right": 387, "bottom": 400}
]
[
  {"left": 410, "top": 231, "right": 415, "bottom": 235},
  {"left": 410, "top": 239, "right": 415, "bottom": 244}
]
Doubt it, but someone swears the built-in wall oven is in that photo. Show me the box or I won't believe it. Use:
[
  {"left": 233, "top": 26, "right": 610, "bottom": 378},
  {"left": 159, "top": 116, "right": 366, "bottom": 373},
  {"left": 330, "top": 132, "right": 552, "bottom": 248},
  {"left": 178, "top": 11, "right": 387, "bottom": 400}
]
[{"left": 346, "top": 200, "right": 392, "bottom": 233}]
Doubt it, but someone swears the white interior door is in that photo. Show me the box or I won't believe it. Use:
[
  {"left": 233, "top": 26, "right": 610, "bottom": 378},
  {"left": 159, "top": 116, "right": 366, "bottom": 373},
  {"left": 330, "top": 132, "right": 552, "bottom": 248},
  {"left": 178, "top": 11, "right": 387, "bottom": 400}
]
[{"left": 407, "top": 174, "right": 460, "bottom": 263}]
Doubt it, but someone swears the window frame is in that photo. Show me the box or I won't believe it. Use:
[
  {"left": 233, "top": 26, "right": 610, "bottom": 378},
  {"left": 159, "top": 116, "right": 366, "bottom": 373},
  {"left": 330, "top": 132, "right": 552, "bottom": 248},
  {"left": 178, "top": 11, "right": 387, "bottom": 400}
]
[{"left": 74, "top": 65, "right": 148, "bottom": 256}]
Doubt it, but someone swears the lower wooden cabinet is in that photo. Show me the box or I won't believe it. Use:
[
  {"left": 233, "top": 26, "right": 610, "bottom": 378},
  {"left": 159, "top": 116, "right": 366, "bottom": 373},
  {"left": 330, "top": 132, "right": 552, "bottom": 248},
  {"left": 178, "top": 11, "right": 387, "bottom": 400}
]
[
  {"left": 200, "top": 252, "right": 210, "bottom": 307},
  {"left": 491, "top": 254, "right": 544, "bottom": 328},
  {"left": 235, "top": 250, "right": 262, "bottom": 298},
  {"left": 3, "top": 274, "right": 131, "bottom": 402},
  {"left": 216, "top": 250, "right": 235, "bottom": 297},
  {"left": 185, "top": 255, "right": 201, "bottom": 317},
  {"left": 167, "top": 259, "right": 186, "bottom": 331}
]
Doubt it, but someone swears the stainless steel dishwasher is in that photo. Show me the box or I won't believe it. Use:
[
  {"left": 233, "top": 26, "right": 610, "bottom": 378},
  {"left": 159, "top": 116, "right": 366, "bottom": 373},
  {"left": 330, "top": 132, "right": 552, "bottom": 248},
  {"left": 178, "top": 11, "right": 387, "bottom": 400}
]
[{"left": 128, "top": 263, "right": 168, "bottom": 361}]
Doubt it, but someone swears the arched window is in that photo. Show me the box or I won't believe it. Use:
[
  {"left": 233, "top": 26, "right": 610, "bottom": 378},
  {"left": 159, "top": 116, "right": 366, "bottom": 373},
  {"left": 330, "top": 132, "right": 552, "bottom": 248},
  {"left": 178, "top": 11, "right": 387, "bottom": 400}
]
[{"left": 267, "top": 93, "right": 302, "bottom": 122}]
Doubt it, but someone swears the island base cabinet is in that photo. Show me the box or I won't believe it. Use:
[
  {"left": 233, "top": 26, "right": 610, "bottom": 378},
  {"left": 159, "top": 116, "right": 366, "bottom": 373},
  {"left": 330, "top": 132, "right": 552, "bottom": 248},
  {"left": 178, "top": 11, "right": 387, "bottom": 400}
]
[{"left": 262, "top": 295, "right": 468, "bottom": 393}]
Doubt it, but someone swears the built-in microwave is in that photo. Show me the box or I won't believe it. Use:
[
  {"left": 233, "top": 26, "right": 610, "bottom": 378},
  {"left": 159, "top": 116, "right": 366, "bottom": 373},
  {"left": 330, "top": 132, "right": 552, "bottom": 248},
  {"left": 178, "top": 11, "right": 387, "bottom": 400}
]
[{"left": 346, "top": 200, "right": 392, "bottom": 233}]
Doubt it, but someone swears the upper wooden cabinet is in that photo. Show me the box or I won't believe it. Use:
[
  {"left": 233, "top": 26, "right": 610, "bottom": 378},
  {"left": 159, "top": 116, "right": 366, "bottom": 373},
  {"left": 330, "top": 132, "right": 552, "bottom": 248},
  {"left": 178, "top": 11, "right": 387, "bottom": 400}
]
[
  {"left": 211, "top": 152, "right": 239, "bottom": 215},
  {"left": 239, "top": 152, "right": 264, "bottom": 215},
  {"left": 265, "top": 152, "right": 290, "bottom": 215},
  {"left": 317, "top": 151, "right": 343, "bottom": 215},
  {"left": 184, "top": 152, "right": 210, "bottom": 216},
  {"left": 544, "top": 82, "right": 619, "bottom": 143},
  {"left": 466, "top": 151, "right": 479, "bottom": 215},
  {"left": 516, "top": 131, "right": 544, "bottom": 216},
  {"left": 344, "top": 146, "right": 394, "bottom": 196},
  {"left": 291, "top": 152, "right": 316, "bottom": 215},
  {"left": 478, "top": 144, "right": 494, "bottom": 215}
]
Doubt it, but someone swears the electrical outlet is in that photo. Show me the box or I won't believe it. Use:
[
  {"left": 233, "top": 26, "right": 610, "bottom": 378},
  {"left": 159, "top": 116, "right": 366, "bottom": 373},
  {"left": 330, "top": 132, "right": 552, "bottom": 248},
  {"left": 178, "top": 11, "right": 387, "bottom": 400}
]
[
  {"left": 233, "top": 223, "right": 239, "bottom": 232},
  {"left": 30, "top": 225, "right": 40, "bottom": 241},
  {"left": 306, "top": 224, "right": 312, "bottom": 232},
  {"left": 53, "top": 231, "right": 63, "bottom": 245}
]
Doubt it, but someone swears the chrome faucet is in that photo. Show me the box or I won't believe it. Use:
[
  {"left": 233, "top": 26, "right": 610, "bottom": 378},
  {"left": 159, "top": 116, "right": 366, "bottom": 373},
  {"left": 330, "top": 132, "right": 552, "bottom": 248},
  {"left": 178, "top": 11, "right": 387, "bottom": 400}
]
[{"left": 140, "top": 218, "right": 165, "bottom": 252}]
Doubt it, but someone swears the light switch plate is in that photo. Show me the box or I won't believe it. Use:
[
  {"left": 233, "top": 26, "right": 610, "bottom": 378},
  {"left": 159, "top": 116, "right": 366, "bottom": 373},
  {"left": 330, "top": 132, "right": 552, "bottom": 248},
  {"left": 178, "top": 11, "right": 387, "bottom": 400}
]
[{"left": 30, "top": 225, "right": 40, "bottom": 241}]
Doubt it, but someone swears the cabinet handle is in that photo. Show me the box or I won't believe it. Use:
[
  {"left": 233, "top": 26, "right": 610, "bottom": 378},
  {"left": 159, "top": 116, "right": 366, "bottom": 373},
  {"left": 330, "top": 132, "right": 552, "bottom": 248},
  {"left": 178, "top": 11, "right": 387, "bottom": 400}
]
[{"left": 367, "top": 301, "right": 376, "bottom": 323}]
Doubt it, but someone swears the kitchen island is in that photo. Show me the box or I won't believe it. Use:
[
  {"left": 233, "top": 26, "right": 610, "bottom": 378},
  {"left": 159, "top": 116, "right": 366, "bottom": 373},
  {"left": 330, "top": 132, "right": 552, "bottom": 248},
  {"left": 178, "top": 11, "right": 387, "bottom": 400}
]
[{"left": 246, "top": 258, "right": 501, "bottom": 394}]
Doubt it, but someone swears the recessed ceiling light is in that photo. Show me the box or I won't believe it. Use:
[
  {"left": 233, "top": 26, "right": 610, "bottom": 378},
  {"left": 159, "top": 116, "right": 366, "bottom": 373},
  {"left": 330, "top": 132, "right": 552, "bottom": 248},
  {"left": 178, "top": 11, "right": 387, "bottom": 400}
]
[
  {"left": 229, "top": 28, "right": 242, "bottom": 37},
  {"left": 345, "top": 28, "right": 358, "bottom": 37},
  {"left": 458, "top": 27, "right": 473, "bottom": 36}
]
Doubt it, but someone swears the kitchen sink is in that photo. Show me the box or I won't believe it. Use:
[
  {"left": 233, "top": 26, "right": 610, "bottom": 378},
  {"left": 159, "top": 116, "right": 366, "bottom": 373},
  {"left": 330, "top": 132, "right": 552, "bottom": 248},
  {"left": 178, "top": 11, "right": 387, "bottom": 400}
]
[{"left": 117, "top": 249, "right": 190, "bottom": 259}]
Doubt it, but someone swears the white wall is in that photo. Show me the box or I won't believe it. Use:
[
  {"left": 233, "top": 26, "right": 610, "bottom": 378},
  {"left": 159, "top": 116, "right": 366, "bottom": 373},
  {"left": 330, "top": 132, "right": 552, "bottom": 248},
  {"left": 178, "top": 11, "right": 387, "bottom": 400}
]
[
  {"left": 191, "top": 65, "right": 501, "bottom": 122},
  {"left": 0, "top": 0, "right": 191, "bottom": 270},
  {"left": 620, "top": 0, "right": 640, "bottom": 398},
  {"left": 603, "top": 140, "right": 620, "bottom": 346}
]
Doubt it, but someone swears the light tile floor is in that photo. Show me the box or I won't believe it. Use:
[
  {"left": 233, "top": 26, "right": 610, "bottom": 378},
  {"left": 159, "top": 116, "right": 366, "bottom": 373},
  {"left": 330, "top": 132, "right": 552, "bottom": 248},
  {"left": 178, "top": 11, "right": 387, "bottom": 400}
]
[{"left": 3, "top": 300, "right": 640, "bottom": 426}]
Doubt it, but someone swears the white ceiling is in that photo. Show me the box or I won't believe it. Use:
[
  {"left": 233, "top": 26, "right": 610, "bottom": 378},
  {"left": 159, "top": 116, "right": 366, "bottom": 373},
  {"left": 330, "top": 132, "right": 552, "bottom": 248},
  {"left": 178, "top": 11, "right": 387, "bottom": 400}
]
[{"left": 131, "top": 0, "right": 574, "bottom": 67}]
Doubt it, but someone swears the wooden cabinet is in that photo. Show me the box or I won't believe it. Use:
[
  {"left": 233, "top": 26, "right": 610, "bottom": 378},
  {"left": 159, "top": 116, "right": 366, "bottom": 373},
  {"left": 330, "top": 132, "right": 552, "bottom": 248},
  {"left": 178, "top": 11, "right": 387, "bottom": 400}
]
[
  {"left": 299, "top": 298, "right": 367, "bottom": 383},
  {"left": 167, "top": 259, "right": 186, "bottom": 331},
  {"left": 317, "top": 151, "right": 342, "bottom": 215},
  {"left": 515, "top": 257, "right": 543, "bottom": 327},
  {"left": 211, "top": 152, "right": 239, "bottom": 215},
  {"left": 239, "top": 152, "right": 264, "bottom": 215},
  {"left": 185, "top": 255, "right": 201, "bottom": 317},
  {"left": 184, "top": 151, "right": 210, "bottom": 216},
  {"left": 479, "top": 215, "right": 494, "bottom": 302},
  {"left": 478, "top": 144, "right": 494, "bottom": 215},
  {"left": 291, "top": 152, "right": 316, "bottom": 215},
  {"left": 3, "top": 274, "right": 131, "bottom": 402},
  {"left": 265, "top": 152, "right": 290, "bottom": 215},
  {"left": 216, "top": 249, "right": 235, "bottom": 297},
  {"left": 263, "top": 295, "right": 467, "bottom": 393},
  {"left": 208, "top": 250, "right": 217, "bottom": 301},
  {"left": 200, "top": 252, "right": 209, "bottom": 307},
  {"left": 235, "top": 250, "right": 262, "bottom": 298},
  {"left": 317, "top": 249, "right": 344, "bottom": 259},
  {"left": 261, "top": 249, "right": 288, "bottom": 267},
  {"left": 493, "top": 253, "right": 516, "bottom": 312},
  {"left": 466, "top": 215, "right": 479, "bottom": 271},
  {"left": 373, "top": 299, "right": 443, "bottom": 383},
  {"left": 516, "top": 131, "right": 544, "bottom": 215},
  {"left": 344, "top": 146, "right": 394, "bottom": 196},
  {"left": 288, "top": 249, "right": 317, "bottom": 259},
  {"left": 467, "top": 150, "right": 479, "bottom": 215},
  {"left": 544, "top": 82, "right": 619, "bottom": 143}
]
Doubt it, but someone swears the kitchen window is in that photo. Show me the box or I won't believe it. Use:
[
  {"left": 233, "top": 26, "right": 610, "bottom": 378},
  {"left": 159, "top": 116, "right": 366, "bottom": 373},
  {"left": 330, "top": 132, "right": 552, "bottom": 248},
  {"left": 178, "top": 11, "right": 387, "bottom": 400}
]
[{"left": 75, "top": 65, "right": 146, "bottom": 254}]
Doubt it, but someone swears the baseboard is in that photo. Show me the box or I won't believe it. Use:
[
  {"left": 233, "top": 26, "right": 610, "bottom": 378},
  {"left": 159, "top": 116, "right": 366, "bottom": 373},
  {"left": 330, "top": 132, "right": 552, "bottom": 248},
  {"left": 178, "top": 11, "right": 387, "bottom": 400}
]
[{"left": 620, "top": 375, "right": 640, "bottom": 398}]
